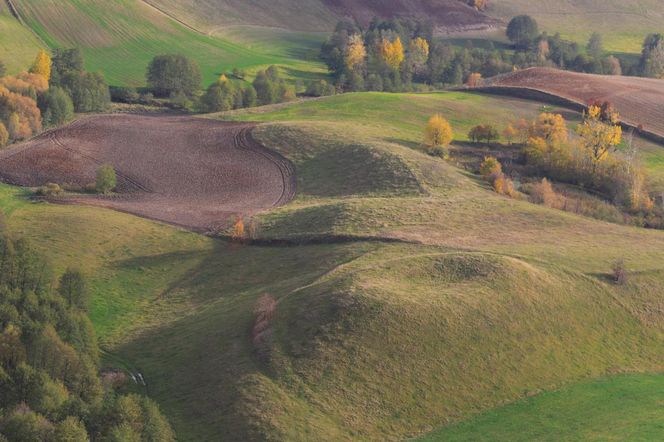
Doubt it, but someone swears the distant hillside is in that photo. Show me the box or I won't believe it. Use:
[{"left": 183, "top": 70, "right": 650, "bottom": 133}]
[
  {"left": 489, "top": 0, "right": 664, "bottom": 52},
  {"left": 146, "top": 0, "right": 498, "bottom": 32},
  {"left": 3, "top": 0, "right": 327, "bottom": 87}
]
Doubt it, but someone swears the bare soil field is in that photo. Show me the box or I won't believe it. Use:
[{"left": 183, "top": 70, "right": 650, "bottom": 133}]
[
  {"left": 481, "top": 68, "right": 664, "bottom": 141},
  {"left": 0, "top": 115, "right": 296, "bottom": 232}
]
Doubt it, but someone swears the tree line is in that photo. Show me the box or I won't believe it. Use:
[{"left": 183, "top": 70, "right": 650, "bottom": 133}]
[
  {"left": 319, "top": 16, "right": 664, "bottom": 93},
  {"left": 0, "top": 233, "right": 175, "bottom": 441},
  {"left": 0, "top": 48, "right": 110, "bottom": 148}
]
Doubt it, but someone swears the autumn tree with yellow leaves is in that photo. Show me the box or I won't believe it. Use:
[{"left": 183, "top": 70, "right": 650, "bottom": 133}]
[
  {"left": 29, "top": 49, "right": 52, "bottom": 83},
  {"left": 424, "top": 114, "right": 453, "bottom": 157},
  {"left": 345, "top": 34, "right": 367, "bottom": 71},
  {"left": 379, "top": 37, "right": 405, "bottom": 70},
  {"left": 576, "top": 105, "right": 622, "bottom": 165}
]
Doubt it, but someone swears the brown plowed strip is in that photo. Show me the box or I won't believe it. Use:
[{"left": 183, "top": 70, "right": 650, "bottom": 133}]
[
  {"left": 0, "top": 115, "right": 296, "bottom": 232},
  {"left": 482, "top": 67, "right": 664, "bottom": 140}
]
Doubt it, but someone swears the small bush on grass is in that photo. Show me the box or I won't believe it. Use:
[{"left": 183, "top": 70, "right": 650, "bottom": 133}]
[
  {"left": 612, "top": 259, "right": 628, "bottom": 285},
  {"left": 96, "top": 164, "right": 117, "bottom": 194},
  {"left": 35, "top": 183, "right": 64, "bottom": 197}
]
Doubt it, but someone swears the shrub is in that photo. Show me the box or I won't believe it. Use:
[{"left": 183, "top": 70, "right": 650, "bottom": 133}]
[
  {"left": 479, "top": 156, "right": 502, "bottom": 179},
  {"left": 109, "top": 86, "right": 140, "bottom": 103},
  {"left": 35, "top": 183, "right": 64, "bottom": 197},
  {"left": 612, "top": 259, "right": 628, "bottom": 285},
  {"left": 305, "top": 79, "right": 336, "bottom": 97},
  {"left": 95, "top": 165, "right": 117, "bottom": 194}
]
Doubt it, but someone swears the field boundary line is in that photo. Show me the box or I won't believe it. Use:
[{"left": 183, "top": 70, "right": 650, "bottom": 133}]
[
  {"left": 3, "top": 0, "right": 50, "bottom": 48},
  {"left": 140, "top": 0, "right": 206, "bottom": 35}
]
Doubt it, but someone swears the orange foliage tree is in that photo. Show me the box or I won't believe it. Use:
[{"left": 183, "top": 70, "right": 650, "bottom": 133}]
[
  {"left": 465, "top": 72, "right": 482, "bottom": 87},
  {"left": 0, "top": 86, "right": 42, "bottom": 141}
]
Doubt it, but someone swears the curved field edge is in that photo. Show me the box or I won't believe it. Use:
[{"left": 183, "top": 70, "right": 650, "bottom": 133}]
[{"left": 419, "top": 372, "right": 664, "bottom": 441}]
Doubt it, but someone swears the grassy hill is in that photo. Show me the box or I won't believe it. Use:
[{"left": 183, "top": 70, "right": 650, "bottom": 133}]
[
  {"left": 0, "top": 3, "right": 43, "bottom": 74},
  {"left": 488, "top": 0, "right": 664, "bottom": 53},
  {"left": 3, "top": 0, "right": 327, "bottom": 86},
  {"left": 1, "top": 90, "right": 662, "bottom": 440}
]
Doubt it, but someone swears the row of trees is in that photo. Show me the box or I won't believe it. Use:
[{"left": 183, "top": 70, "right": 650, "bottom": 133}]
[
  {"left": 507, "top": 15, "right": 664, "bottom": 77},
  {"left": 321, "top": 15, "right": 662, "bottom": 92},
  {"left": 0, "top": 48, "right": 110, "bottom": 147},
  {"left": 0, "top": 235, "right": 174, "bottom": 441},
  {"left": 143, "top": 54, "right": 296, "bottom": 113}
]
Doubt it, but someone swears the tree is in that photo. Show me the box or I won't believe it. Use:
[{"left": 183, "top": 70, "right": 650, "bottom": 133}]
[
  {"left": 587, "top": 33, "right": 604, "bottom": 59},
  {"left": 480, "top": 156, "right": 502, "bottom": 179},
  {"left": 469, "top": 124, "right": 499, "bottom": 144},
  {"left": 146, "top": 54, "right": 202, "bottom": 97},
  {"left": 53, "top": 416, "right": 89, "bottom": 442},
  {"left": 379, "top": 37, "right": 405, "bottom": 70},
  {"left": 506, "top": 15, "right": 539, "bottom": 50},
  {"left": 58, "top": 269, "right": 89, "bottom": 311},
  {"left": 61, "top": 71, "right": 110, "bottom": 112},
  {"left": 0, "top": 122, "right": 8, "bottom": 147},
  {"left": 531, "top": 113, "right": 568, "bottom": 146},
  {"left": 465, "top": 72, "right": 482, "bottom": 87},
  {"left": 345, "top": 34, "right": 366, "bottom": 71},
  {"left": 50, "top": 48, "right": 84, "bottom": 87},
  {"left": 576, "top": 105, "right": 622, "bottom": 165},
  {"left": 242, "top": 85, "right": 257, "bottom": 107},
  {"left": 639, "top": 34, "right": 664, "bottom": 78},
  {"left": 424, "top": 114, "right": 453, "bottom": 156},
  {"left": 29, "top": 49, "right": 52, "bottom": 82},
  {"left": 503, "top": 124, "right": 518, "bottom": 144},
  {"left": 38, "top": 87, "right": 74, "bottom": 127},
  {"left": 95, "top": 164, "right": 117, "bottom": 194}
]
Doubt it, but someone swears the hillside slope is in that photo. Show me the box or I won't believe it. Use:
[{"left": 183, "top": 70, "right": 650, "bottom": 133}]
[
  {"left": 0, "top": 3, "right": 43, "bottom": 73},
  {"left": 4, "top": 0, "right": 326, "bottom": 86},
  {"left": 488, "top": 0, "right": 664, "bottom": 52},
  {"left": 6, "top": 91, "right": 656, "bottom": 440},
  {"left": 480, "top": 67, "right": 664, "bottom": 142},
  {"left": 147, "top": 0, "right": 497, "bottom": 32}
]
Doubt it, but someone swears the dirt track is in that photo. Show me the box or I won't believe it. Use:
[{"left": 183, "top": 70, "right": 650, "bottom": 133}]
[
  {"left": 481, "top": 68, "right": 664, "bottom": 141},
  {"left": 0, "top": 115, "right": 296, "bottom": 232}
]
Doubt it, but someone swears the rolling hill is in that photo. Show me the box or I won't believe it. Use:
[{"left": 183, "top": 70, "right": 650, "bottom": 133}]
[
  {"left": 2, "top": 0, "right": 328, "bottom": 86},
  {"left": 3, "top": 90, "right": 663, "bottom": 440},
  {"left": 146, "top": 0, "right": 497, "bottom": 32},
  {"left": 479, "top": 67, "right": 664, "bottom": 142}
]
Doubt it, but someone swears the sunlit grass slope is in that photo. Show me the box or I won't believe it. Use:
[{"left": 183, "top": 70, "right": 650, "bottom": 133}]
[
  {"left": 420, "top": 373, "right": 664, "bottom": 441},
  {"left": 0, "top": 4, "right": 43, "bottom": 74},
  {"left": 8, "top": 0, "right": 326, "bottom": 86},
  {"left": 0, "top": 90, "right": 662, "bottom": 440}
]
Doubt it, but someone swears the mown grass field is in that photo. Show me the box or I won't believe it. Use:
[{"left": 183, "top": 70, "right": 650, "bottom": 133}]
[
  {"left": 6, "top": 0, "right": 327, "bottom": 87},
  {"left": 0, "top": 89, "right": 661, "bottom": 439},
  {"left": 420, "top": 373, "right": 664, "bottom": 441}
]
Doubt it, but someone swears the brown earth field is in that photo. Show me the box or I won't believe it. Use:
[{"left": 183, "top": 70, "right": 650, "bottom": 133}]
[
  {"left": 0, "top": 115, "right": 296, "bottom": 232},
  {"left": 480, "top": 67, "right": 664, "bottom": 141}
]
